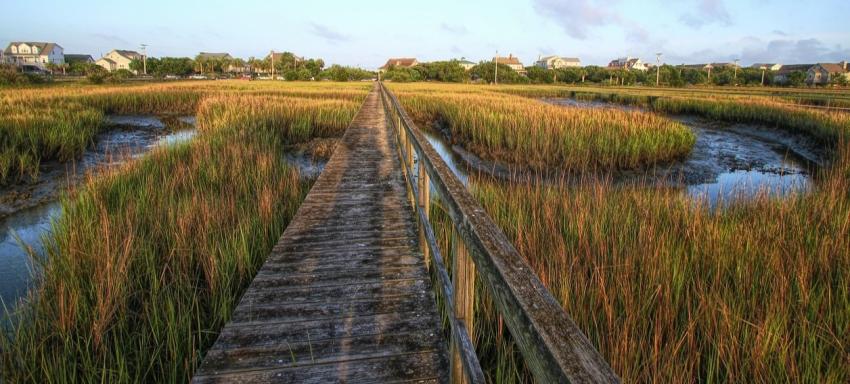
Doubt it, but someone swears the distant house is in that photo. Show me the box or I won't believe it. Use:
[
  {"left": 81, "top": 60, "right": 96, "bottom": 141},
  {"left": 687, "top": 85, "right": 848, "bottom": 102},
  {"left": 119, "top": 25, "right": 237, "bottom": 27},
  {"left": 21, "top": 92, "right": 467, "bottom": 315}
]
[
  {"left": 457, "top": 59, "right": 476, "bottom": 71},
  {"left": 3, "top": 42, "right": 64, "bottom": 69},
  {"left": 379, "top": 57, "right": 419, "bottom": 72},
  {"left": 97, "top": 50, "right": 143, "bottom": 73},
  {"left": 64, "top": 54, "right": 94, "bottom": 64},
  {"left": 494, "top": 54, "right": 526, "bottom": 74},
  {"left": 807, "top": 62, "right": 849, "bottom": 85},
  {"left": 751, "top": 63, "right": 782, "bottom": 71},
  {"left": 607, "top": 57, "right": 648, "bottom": 71},
  {"left": 773, "top": 64, "right": 814, "bottom": 84},
  {"left": 535, "top": 55, "right": 581, "bottom": 70}
]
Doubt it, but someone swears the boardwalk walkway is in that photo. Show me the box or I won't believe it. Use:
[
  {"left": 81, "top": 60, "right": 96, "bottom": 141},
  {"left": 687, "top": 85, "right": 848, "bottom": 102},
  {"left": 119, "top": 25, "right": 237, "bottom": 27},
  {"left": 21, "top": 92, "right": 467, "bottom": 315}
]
[{"left": 193, "top": 85, "right": 449, "bottom": 383}]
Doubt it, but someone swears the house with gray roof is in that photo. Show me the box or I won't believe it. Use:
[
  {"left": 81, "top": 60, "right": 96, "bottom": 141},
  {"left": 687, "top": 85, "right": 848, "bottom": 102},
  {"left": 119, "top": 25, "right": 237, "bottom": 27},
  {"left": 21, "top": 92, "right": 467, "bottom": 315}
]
[
  {"left": 3, "top": 42, "right": 64, "bottom": 69},
  {"left": 808, "top": 62, "right": 849, "bottom": 85},
  {"left": 64, "top": 54, "right": 94, "bottom": 63}
]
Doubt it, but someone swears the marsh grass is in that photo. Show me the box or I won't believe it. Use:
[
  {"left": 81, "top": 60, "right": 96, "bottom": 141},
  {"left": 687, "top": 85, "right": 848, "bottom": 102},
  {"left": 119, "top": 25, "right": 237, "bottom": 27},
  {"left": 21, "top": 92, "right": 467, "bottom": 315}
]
[
  {"left": 497, "top": 85, "right": 850, "bottom": 148},
  {"left": 0, "top": 81, "right": 368, "bottom": 184},
  {"left": 0, "top": 81, "right": 369, "bottom": 382},
  {"left": 389, "top": 83, "right": 696, "bottom": 171},
  {"left": 416, "top": 84, "right": 849, "bottom": 382}
]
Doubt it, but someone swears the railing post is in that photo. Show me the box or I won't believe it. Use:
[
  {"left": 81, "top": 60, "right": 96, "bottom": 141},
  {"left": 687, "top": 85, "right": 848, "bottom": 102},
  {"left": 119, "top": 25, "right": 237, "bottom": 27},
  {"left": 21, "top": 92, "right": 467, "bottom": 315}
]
[
  {"left": 418, "top": 163, "right": 430, "bottom": 268},
  {"left": 451, "top": 227, "right": 475, "bottom": 384}
]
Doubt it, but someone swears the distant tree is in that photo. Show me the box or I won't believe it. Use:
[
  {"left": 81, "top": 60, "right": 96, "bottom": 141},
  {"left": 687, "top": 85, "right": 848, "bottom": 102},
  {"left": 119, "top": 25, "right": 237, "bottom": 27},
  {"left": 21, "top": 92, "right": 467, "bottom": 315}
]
[
  {"left": 303, "top": 59, "right": 325, "bottom": 77},
  {"left": 469, "top": 62, "right": 527, "bottom": 84},
  {"left": 283, "top": 68, "right": 313, "bottom": 81},
  {"left": 415, "top": 61, "right": 468, "bottom": 82},
  {"left": 525, "top": 66, "right": 554, "bottom": 84},
  {"left": 830, "top": 72, "right": 848, "bottom": 87},
  {"left": 155, "top": 57, "right": 194, "bottom": 77},
  {"left": 555, "top": 67, "right": 585, "bottom": 83},
  {"left": 787, "top": 71, "right": 807, "bottom": 87},
  {"left": 681, "top": 68, "right": 707, "bottom": 85},
  {"left": 0, "top": 64, "right": 32, "bottom": 86},
  {"left": 383, "top": 66, "right": 422, "bottom": 82},
  {"left": 68, "top": 61, "right": 95, "bottom": 76},
  {"left": 86, "top": 65, "right": 109, "bottom": 84},
  {"left": 318, "top": 65, "right": 374, "bottom": 81},
  {"left": 584, "top": 66, "right": 610, "bottom": 83},
  {"left": 712, "top": 70, "right": 734, "bottom": 86}
]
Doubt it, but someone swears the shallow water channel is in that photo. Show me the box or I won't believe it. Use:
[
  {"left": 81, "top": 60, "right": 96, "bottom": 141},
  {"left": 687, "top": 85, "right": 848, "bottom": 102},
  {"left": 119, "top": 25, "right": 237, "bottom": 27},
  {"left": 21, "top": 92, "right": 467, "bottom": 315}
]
[
  {"left": 0, "top": 116, "right": 197, "bottom": 310},
  {"left": 422, "top": 99, "right": 817, "bottom": 206}
]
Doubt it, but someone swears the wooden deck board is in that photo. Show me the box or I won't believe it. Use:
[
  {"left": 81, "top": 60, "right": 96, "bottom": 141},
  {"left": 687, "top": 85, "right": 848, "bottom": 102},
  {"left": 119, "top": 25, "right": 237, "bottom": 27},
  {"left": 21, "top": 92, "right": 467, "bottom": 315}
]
[{"left": 193, "top": 85, "right": 448, "bottom": 383}]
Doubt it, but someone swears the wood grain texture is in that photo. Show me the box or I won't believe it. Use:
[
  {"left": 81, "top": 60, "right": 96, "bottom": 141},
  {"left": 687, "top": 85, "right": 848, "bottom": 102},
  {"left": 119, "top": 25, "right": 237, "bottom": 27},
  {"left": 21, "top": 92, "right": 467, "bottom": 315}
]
[{"left": 193, "top": 85, "right": 449, "bottom": 383}]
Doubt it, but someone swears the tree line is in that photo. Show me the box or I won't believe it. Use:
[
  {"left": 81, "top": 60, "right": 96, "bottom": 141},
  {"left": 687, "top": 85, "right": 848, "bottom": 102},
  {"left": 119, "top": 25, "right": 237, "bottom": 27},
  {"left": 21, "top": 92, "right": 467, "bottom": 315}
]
[{"left": 381, "top": 60, "right": 844, "bottom": 87}]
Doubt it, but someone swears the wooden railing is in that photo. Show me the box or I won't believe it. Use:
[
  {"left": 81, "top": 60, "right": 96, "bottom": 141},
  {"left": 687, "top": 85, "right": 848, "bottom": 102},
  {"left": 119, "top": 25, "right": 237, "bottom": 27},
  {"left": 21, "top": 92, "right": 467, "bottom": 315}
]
[{"left": 379, "top": 83, "right": 620, "bottom": 384}]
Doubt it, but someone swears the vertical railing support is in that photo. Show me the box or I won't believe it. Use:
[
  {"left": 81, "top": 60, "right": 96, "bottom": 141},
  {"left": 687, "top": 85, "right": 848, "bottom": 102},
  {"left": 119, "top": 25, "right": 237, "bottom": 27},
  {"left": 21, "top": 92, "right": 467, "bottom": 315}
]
[
  {"left": 451, "top": 227, "right": 476, "bottom": 384},
  {"left": 418, "top": 164, "right": 430, "bottom": 268}
]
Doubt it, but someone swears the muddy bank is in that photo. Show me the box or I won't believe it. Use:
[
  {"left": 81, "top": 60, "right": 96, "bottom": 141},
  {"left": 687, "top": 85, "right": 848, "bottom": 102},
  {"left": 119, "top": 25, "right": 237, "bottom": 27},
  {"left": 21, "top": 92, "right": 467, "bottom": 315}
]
[{"left": 0, "top": 116, "right": 196, "bottom": 220}]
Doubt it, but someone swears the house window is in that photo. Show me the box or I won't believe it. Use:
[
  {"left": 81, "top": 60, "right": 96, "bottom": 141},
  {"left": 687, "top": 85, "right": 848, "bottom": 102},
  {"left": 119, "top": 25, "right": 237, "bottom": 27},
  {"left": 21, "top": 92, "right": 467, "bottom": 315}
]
[{"left": 10, "top": 46, "right": 17, "bottom": 54}]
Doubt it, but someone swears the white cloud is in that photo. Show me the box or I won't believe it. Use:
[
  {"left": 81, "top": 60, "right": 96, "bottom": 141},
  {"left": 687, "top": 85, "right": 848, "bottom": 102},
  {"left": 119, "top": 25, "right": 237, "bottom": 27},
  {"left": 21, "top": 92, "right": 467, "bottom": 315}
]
[
  {"left": 680, "top": 0, "right": 732, "bottom": 29},
  {"left": 532, "top": 0, "right": 624, "bottom": 39},
  {"left": 309, "top": 23, "right": 350, "bottom": 44}
]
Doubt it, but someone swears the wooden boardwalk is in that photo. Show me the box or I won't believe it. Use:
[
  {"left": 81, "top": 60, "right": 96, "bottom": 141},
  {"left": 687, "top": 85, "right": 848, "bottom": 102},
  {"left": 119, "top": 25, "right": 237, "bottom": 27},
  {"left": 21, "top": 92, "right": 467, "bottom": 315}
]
[{"left": 193, "top": 85, "right": 449, "bottom": 383}]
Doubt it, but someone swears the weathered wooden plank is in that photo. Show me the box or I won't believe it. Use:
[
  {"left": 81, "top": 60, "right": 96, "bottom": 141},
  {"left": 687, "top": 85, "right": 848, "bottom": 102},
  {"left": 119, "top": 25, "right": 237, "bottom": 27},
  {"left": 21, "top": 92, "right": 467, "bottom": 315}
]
[
  {"left": 213, "top": 311, "right": 443, "bottom": 349},
  {"left": 227, "top": 298, "right": 435, "bottom": 327},
  {"left": 201, "top": 331, "right": 443, "bottom": 373},
  {"left": 234, "top": 282, "right": 431, "bottom": 311},
  {"left": 251, "top": 266, "right": 427, "bottom": 288},
  {"left": 193, "top": 352, "right": 447, "bottom": 384},
  {"left": 193, "top": 85, "right": 448, "bottom": 383}
]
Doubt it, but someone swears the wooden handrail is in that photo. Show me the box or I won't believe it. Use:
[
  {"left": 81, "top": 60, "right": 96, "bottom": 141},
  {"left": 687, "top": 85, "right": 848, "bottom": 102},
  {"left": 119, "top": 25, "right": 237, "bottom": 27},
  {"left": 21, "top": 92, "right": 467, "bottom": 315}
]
[{"left": 379, "top": 82, "right": 620, "bottom": 384}]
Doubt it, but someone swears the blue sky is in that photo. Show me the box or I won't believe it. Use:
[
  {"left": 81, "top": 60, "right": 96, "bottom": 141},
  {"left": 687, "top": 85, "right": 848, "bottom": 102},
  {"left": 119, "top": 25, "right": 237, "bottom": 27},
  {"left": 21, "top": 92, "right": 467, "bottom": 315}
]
[{"left": 2, "top": 0, "right": 848, "bottom": 69}]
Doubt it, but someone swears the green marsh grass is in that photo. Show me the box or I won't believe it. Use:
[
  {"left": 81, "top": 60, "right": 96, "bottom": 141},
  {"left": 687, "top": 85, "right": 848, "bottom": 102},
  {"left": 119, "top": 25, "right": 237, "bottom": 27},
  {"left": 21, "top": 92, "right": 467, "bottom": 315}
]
[
  {"left": 419, "top": 84, "right": 849, "bottom": 382},
  {"left": 0, "top": 81, "right": 369, "bottom": 382},
  {"left": 388, "top": 83, "right": 696, "bottom": 170}
]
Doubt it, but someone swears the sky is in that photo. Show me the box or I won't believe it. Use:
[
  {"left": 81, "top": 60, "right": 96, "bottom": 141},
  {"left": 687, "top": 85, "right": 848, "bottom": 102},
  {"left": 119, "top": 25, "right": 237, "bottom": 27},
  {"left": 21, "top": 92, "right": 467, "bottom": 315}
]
[{"left": 2, "top": 0, "right": 849, "bottom": 69}]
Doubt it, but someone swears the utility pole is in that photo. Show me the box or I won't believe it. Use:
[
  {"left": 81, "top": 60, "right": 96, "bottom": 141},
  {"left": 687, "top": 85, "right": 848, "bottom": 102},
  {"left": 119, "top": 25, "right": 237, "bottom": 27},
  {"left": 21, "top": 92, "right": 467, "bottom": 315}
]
[
  {"left": 760, "top": 66, "right": 766, "bottom": 86},
  {"left": 655, "top": 52, "right": 662, "bottom": 86},
  {"left": 707, "top": 64, "right": 712, "bottom": 84},
  {"left": 733, "top": 59, "right": 740, "bottom": 85},
  {"left": 140, "top": 44, "right": 148, "bottom": 75},
  {"left": 270, "top": 50, "right": 275, "bottom": 80},
  {"left": 494, "top": 50, "right": 498, "bottom": 85}
]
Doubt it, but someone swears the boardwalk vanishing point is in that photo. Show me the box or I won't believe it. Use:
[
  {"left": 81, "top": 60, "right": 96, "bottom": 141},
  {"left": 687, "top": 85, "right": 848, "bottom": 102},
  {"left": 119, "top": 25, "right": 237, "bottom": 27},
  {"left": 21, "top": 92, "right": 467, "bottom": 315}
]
[{"left": 193, "top": 86, "right": 449, "bottom": 383}]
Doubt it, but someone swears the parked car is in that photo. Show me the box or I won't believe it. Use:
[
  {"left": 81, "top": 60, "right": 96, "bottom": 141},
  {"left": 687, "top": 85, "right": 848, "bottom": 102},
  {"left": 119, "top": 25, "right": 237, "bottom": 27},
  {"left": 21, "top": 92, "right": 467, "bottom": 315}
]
[
  {"left": 20, "top": 65, "right": 50, "bottom": 75},
  {"left": 189, "top": 74, "right": 207, "bottom": 80}
]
